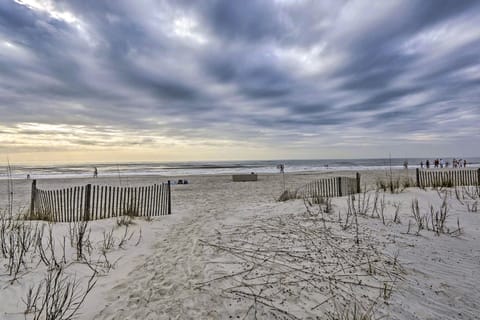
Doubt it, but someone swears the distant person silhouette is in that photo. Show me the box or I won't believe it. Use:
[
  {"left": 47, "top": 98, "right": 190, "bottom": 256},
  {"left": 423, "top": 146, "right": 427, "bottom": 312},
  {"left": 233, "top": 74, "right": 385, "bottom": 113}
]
[{"left": 93, "top": 167, "right": 98, "bottom": 178}]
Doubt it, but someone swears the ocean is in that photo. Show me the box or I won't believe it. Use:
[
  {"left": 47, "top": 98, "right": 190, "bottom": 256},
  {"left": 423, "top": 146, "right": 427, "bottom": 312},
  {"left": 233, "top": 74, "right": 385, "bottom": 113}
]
[{"left": 1, "top": 157, "right": 479, "bottom": 180}]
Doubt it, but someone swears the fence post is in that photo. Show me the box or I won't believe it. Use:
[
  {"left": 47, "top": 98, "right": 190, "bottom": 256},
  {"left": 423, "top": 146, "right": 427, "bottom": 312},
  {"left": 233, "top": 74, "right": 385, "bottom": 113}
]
[
  {"left": 337, "top": 177, "right": 342, "bottom": 197},
  {"left": 30, "top": 179, "right": 37, "bottom": 217},
  {"left": 356, "top": 172, "right": 361, "bottom": 193},
  {"left": 84, "top": 184, "right": 91, "bottom": 221},
  {"left": 167, "top": 180, "right": 171, "bottom": 215}
]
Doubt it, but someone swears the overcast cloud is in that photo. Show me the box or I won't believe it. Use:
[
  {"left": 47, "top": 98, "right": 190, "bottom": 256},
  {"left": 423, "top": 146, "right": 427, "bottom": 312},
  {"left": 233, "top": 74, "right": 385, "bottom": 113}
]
[{"left": 1, "top": 0, "right": 479, "bottom": 161}]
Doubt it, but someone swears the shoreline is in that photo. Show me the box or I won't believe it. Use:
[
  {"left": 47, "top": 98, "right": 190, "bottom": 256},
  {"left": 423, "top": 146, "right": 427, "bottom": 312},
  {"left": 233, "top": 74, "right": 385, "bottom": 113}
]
[{"left": 2, "top": 157, "right": 479, "bottom": 181}]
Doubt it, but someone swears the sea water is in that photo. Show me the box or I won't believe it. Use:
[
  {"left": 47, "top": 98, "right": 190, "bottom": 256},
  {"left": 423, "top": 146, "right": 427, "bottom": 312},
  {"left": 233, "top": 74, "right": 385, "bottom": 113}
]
[{"left": 1, "top": 158, "right": 479, "bottom": 180}]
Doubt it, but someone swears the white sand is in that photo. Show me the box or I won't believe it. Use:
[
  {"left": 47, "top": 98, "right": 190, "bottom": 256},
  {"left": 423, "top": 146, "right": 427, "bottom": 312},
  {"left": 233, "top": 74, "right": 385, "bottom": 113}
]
[{"left": 1, "top": 169, "right": 479, "bottom": 319}]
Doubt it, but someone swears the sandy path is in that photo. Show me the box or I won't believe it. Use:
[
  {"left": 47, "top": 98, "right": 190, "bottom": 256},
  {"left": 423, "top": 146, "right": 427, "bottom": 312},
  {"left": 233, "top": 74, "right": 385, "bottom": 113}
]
[{"left": 93, "top": 174, "right": 305, "bottom": 319}]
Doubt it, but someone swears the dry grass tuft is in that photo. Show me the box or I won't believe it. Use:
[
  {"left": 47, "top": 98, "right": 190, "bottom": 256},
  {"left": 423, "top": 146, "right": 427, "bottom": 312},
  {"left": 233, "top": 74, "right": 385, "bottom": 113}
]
[{"left": 197, "top": 212, "right": 403, "bottom": 319}]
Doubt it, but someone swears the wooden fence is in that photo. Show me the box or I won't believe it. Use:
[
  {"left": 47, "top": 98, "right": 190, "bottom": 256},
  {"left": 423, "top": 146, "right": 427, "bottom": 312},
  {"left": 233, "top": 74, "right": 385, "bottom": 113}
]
[
  {"left": 416, "top": 168, "right": 480, "bottom": 188},
  {"left": 29, "top": 180, "right": 171, "bottom": 222},
  {"left": 300, "top": 173, "right": 361, "bottom": 198}
]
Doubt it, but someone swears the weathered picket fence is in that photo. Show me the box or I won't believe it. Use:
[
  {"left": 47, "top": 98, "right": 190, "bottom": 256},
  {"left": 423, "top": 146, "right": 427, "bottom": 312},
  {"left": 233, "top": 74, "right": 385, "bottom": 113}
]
[
  {"left": 29, "top": 180, "right": 171, "bottom": 222},
  {"left": 416, "top": 168, "right": 480, "bottom": 188},
  {"left": 300, "top": 173, "right": 361, "bottom": 198}
]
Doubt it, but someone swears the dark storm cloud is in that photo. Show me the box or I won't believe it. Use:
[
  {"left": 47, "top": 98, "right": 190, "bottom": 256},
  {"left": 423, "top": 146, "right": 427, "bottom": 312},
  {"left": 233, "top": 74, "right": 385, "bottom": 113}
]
[
  {"left": 1, "top": 0, "right": 480, "bottom": 155},
  {"left": 202, "top": 0, "right": 287, "bottom": 42}
]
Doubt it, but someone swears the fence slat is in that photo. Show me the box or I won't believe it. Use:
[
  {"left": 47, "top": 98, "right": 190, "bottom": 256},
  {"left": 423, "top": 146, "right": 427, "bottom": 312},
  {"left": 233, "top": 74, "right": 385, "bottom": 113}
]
[
  {"left": 64, "top": 188, "right": 68, "bottom": 222},
  {"left": 138, "top": 187, "right": 143, "bottom": 216},
  {"left": 93, "top": 186, "right": 97, "bottom": 220},
  {"left": 156, "top": 184, "right": 161, "bottom": 216},
  {"left": 149, "top": 186, "right": 154, "bottom": 217},
  {"left": 76, "top": 187, "right": 79, "bottom": 222},
  {"left": 159, "top": 184, "right": 164, "bottom": 216},
  {"left": 153, "top": 184, "right": 158, "bottom": 216},
  {"left": 143, "top": 187, "right": 148, "bottom": 217},
  {"left": 80, "top": 186, "right": 85, "bottom": 222},
  {"left": 121, "top": 187, "right": 126, "bottom": 216},
  {"left": 38, "top": 189, "right": 44, "bottom": 219},
  {"left": 105, "top": 186, "right": 110, "bottom": 219},
  {"left": 43, "top": 190, "right": 48, "bottom": 220},
  {"left": 130, "top": 187, "right": 135, "bottom": 216},
  {"left": 104, "top": 186, "right": 109, "bottom": 219},
  {"left": 155, "top": 183, "right": 162, "bottom": 216},
  {"left": 54, "top": 190, "right": 59, "bottom": 222},
  {"left": 72, "top": 187, "right": 76, "bottom": 222},
  {"left": 47, "top": 190, "right": 53, "bottom": 221},
  {"left": 168, "top": 181, "right": 172, "bottom": 215},
  {"left": 38, "top": 190, "right": 43, "bottom": 217},
  {"left": 112, "top": 186, "right": 116, "bottom": 218},
  {"left": 48, "top": 190, "right": 53, "bottom": 221},
  {"left": 37, "top": 190, "right": 43, "bottom": 218},
  {"left": 152, "top": 185, "right": 156, "bottom": 216},
  {"left": 40, "top": 190, "right": 46, "bottom": 219},
  {"left": 68, "top": 187, "right": 72, "bottom": 222},
  {"left": 114, "top": 186, "right": 118, "bottom": 217},
  {"left": 46, "top": 190, "right": 51, "bottom": 221},
  {"left": 151, "top": 185, "right": 156, "bottom": 217},
  {"left": 81, "top": 186, "right": 85, "bottom": 221},
  {"left": 72, "top": 187, "right": 75, "bottom": 222},
  {"left": 55, "top": 189, "right": 60, "bottom": 222},
  {"left": 65, "top": 188, "right": 70, "bottom": 222},
  {"left": 161, "top": 184, "right": 164, "bottom": 216},
  {"left": 84, "top": 184, "right": 91, "bottom": 221},
  {"left": 142, "top": 186, "right": 146, "bottom": 216},
  {"left": 59, "top": 189, "right": 64, "bottom": 222},
  {"left": 165, "top": 183, "right": 169, "bottom": 215},
  {"left": 134, "top": 187, "right": 139, "bottom": 216},
  {"left": 98, "top": 186, "right": 102, "bottom": 219},
  {"left": 38, "top": 190, "right": 44, "bottom": 218}
]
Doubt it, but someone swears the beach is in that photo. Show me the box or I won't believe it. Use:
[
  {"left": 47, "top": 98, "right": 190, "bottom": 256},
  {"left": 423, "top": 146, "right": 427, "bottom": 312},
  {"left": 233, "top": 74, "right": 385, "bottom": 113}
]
[{"left": 1, "top": 168, "right": 479, "bottom": 319}]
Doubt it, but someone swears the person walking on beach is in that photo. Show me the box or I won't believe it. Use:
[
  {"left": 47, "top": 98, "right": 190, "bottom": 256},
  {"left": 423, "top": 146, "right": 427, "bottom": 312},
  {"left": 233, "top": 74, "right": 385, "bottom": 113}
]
[
  {"left": 403, "top": 160, "right": 408, "bottom": 169},
  {"left": 464, "top": 159, "right": 467, "bottom": 167},
  {"left": 420, "top": 161, "right": 424, "bottom": 169},
  {"left": 426, "top": 159, "right": 430, "bottom": 169},
  {"left": 93, "top": 167, "right": 98, "bottom": 178}
]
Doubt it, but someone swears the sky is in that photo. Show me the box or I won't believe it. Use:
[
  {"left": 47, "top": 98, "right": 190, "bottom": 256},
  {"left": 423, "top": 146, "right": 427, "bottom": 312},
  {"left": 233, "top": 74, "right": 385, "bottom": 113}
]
[{"left": 0, "top": 0, "right": 479, "bottom": 164}]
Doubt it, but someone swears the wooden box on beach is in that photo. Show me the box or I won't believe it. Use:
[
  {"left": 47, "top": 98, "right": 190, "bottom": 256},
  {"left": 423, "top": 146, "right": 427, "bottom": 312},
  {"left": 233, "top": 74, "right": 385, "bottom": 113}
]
[{"left": 232, "top": 174, "right": 258, "bottom": 182}]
